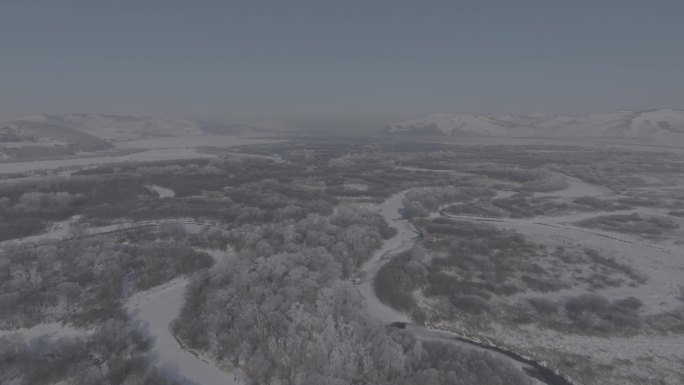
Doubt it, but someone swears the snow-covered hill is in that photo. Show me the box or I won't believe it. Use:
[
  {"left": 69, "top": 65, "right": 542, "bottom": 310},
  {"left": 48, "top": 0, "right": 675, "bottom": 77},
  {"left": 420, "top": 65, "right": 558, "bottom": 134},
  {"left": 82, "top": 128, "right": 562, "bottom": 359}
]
[
  {"left": 387, "top": 109, "right": 684, "bottom": 138},
  {"left": 21, "top": 114, "right": 205, "bottom": 142},
  {"left": 0, "top": 120, "right": 112, "bottom": 161},
  {"left": 16, "top": 114, "right": 295, "bottom": 142},
  {"left": 387, "top": 113, "right": 512, "bottom": 136}
]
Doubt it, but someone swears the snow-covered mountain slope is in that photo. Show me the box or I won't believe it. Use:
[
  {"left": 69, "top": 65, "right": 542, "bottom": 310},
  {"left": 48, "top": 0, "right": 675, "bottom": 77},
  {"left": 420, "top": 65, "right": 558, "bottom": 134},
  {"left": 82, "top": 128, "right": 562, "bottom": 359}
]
[
  {"left": 21, "top": 114, "right": 205, "bottom": 142},
  {"left": 18, "top": 114, "right": 296, "bottom": 141},
  {"left": 0, "top": 120, "right": 112, "bottom": 161},
  {"left": 387, "top": 109, "right": 684, "bottom": 138},
  {"left": 619, "top": 109, "right": 684, "bottom": 135},
  {"left": 387, "top": 113, "right": 512, "bottom": 136}
]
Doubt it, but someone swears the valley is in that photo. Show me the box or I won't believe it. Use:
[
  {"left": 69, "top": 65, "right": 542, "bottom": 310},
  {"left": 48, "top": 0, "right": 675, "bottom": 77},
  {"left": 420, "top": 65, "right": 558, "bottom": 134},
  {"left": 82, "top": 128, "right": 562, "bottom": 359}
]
[{"left": 1, "top": 129, "right": 684, "bottom": 385}]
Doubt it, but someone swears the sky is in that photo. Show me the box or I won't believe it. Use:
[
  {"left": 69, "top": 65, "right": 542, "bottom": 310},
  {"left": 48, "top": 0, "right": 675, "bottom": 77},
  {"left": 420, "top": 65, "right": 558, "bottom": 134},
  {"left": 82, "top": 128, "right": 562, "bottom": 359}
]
[{"left": 1, "top": 0, "right": 683, "bottom": 127}]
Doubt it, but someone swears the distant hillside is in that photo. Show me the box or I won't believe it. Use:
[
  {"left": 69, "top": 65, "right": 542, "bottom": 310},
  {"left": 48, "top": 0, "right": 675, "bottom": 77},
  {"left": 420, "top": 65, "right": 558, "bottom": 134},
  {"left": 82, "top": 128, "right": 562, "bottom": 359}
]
[
  {"left": 0, "top": 120, "right": 112, "bottom": 161},
  {"left": 23, "top": 114, "right": 205, "bottom": 142},
  {"left": 199, "top": 120, "right": 295, "bottom": 135},
  {"left": 16, "top": 114, "right": 296, "bottom": 142},
  {"left": 387, "top": 109, "right": 684, "bottom": 138}
]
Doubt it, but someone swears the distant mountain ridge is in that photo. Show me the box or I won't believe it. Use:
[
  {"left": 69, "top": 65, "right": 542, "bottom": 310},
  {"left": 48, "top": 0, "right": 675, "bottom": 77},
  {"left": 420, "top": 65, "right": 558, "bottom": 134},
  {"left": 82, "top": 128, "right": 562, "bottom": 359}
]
[
  {"left": 3, "top": 113, "right": 294, "bottom": 142},
  {"left": 21, "top": 114, "right": 205, "bottom": 142},
  {"left": 0, "top": 120, "right": 113, "bottom": 161},
  {"left": 0, "top": 113, "right": 293, "bottom": 161},
  {"left": 387, "top": 109, "right": 684, "bottom": 138}
]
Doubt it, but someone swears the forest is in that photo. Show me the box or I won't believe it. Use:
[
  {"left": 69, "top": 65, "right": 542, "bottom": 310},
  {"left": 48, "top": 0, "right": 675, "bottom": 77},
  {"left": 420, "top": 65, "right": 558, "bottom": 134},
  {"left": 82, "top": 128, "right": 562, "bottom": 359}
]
[{"left": 2, "top": 138, "right": 683, "bottom": 385}]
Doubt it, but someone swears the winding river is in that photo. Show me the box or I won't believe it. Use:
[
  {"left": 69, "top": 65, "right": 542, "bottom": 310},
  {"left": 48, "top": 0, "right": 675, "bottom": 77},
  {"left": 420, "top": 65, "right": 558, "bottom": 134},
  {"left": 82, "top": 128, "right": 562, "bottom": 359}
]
[
  {"left": 359, "top": 190, "right": 575, "bottom": 385},
  {"left": 8, "top": 172, "right": 678, "bottom": 385},
  {"left": 126, "top": 251, "right": 243, "bottom": 385},
  {"left": 130, "top": 189, "right": 578, "bottom": 385},
  {"left": 122, "top": 188, "right": 579, "bottom": 385},
  {"left": 361, "top": 173, "right": 683, "bottom": 385}
]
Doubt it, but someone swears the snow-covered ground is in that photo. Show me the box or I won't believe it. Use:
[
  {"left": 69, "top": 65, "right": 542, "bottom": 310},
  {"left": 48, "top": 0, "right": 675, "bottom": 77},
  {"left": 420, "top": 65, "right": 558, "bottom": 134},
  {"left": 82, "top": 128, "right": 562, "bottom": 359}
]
[
  {"left": 450, "top": 212, "right": 684, "bottom": 314},
  {"left": 113, "top": 135, "right": 285, "bottom": 150},
  {"left": 0, "top": 139, "right": 69, "bottom": 148},
  {"left": 487, "top": 323, "right": 684, "bottom": 385},
  {"left": 357, "top": 190, "right": 416, "bottom": 324},
  {"left": 145, "top": 184, "right": 176, "bottom": 198},
  {"left": 0, "top": 135, "right": 285, "bottom": 175},
  {"left": 536, "top": 174, "right": 613, "bottom": 198},
  {"left": 406, "top": 325, "right": 552, "bottom": 385},
  {"left": 359, "top": 190, "right": 559, "bottom": 385},
  {"left": 441, "top": 176, "right": 684, "bottom": 315},
  {"left": 221, "top": 151, "right": 287, "bottom": 163},
  {"left": 127, "top": 274, "right": 244, "bottom": 385},
  {"left": 0, "top": 148, "right": 212, "bottom": 174},
  {"left": 394, "top": 165, "right": 469, "bottom": 174},
  {"left": 363, "top": 175, "right": 684, "bottom": 384},
  {"left": 2, "top": 215, "right": 242, "bottom": 385},
  {"left": 0, "top": 217, "right": 215, "bottom": 249},
  {"left": 435, "top": 175, "right": 684, "bottom": 383},
  {"left": 0, "top": 322, "right": 91, "bottom": 340}
]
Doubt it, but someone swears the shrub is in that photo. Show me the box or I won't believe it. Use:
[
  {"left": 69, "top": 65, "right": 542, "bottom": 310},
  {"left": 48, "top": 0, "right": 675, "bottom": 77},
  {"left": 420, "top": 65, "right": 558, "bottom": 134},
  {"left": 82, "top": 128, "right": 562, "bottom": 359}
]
[
  {"left": 528, "top": 297, "right": 559, "bottom": 314},
  {"left": 449, "top": 295, "right": 489, "bottom": 315}
]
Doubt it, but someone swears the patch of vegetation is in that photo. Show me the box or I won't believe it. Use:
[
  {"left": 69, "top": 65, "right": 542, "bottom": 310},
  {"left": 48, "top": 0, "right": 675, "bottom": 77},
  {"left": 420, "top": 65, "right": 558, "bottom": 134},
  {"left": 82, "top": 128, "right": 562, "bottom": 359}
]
[
  {"left": 513, "top": 295, "right": 644, "bottom": 335},
  {"left": 445, "top": 195, "right": 630, "bottom": 219},
  {"left": 0, "top": 320, "right": 179, "bottom": 385},
  {"left": 0, "top": 235, "right": 212, "bottom": 329},
  {"left": 375, "top": 216, "right": 647, "bottom": 336},
  {"left": 402, "top": 186, "right": 495, "bottom": 218},
  {"left": 577, "top": 213, "right": 679, "bottom": 235}
]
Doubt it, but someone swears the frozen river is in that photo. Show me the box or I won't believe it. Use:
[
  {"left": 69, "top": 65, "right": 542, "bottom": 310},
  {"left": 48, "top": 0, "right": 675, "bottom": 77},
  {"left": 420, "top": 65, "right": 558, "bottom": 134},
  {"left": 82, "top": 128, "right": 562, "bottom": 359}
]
[{"left": 360, "top": 189, "right": 576, "bottom": 385}]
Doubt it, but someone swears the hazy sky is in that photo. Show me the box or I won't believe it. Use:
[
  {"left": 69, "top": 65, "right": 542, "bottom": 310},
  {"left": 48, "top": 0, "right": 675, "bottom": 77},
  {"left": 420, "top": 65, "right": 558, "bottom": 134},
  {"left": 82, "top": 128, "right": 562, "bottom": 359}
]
[{"left": 2, "top": 0, "right": 683, "bottom": 126}]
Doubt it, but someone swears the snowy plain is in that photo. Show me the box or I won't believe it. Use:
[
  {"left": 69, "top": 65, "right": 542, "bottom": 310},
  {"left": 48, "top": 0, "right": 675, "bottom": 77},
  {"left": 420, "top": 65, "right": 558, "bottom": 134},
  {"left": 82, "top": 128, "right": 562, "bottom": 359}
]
[{"left": 0, "top": 135, "right": 284, "bottom": 175}]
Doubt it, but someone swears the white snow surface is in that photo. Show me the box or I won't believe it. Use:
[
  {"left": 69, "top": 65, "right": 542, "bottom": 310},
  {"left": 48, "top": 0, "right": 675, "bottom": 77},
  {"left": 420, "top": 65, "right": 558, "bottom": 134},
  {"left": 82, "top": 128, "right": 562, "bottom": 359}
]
[
  {"left": 535, "top": 174, "right": 613, "bottom": 198},
  {"left": 364, "top": 175, "right": 684, "bottom": 384},
  {"left": 146, "top": 185, "right": 175, "bottom": 198},
  {"left": 0, "top": 322, "right": 91, "bottom": 340},
  {"left": 0, "top": 147, "right": 212, "bottom": 174},
  {"left": 0, "top": 135, "right": 285, "bottom": 175},
  {"left": 435, "top": 176, "right": 684, "bottom": 383},
  {"left": 113, "top": 135, "right": 285, "bottom": 150},
  {"left": 357, "top": 190, "right": 415, "bottom": 323},
  {"left": 127, "top": 276, "right": 244, "bottom": 385},
  {"left": 442, "top": 175, "right": 684, "bottom": 315},
  {"left": 0, "top": 218, "right": 219, "bottom": 250},
  {"left": 360, "top": 190, "right": 550, "bottom": 384}
]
